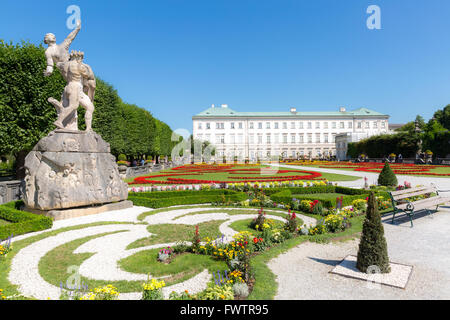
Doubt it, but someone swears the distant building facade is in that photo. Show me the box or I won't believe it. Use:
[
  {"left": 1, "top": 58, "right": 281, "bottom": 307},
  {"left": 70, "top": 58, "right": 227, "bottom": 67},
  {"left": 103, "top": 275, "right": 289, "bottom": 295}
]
[{"left": 192, "top": 104, "right": 389, "bottom": 161}]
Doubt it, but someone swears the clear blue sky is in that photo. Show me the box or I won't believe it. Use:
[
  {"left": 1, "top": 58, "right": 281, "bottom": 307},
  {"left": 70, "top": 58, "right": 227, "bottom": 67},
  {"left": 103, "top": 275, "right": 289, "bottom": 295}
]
[{"left": 2, "top": 0, "right": 450, "bottom": 134}]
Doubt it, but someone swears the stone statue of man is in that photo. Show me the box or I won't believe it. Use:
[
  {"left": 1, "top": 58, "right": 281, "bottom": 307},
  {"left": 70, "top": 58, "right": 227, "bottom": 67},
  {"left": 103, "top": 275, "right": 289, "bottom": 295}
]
[
  {"left": 49, "top": 51, "right": 94, "bottom": 132},
  {"left": 44, "top": 20, "right": 96, "bottom": 130}
]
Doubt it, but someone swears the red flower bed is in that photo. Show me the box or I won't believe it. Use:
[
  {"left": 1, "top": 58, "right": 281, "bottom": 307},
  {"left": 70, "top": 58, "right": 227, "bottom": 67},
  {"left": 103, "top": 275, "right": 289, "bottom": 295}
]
[
  {"left": 129, "top": 164, "right": 323, "bottom": 185},
  {"left": 317, "top": 162, "right": 450, "bottom": 176}
]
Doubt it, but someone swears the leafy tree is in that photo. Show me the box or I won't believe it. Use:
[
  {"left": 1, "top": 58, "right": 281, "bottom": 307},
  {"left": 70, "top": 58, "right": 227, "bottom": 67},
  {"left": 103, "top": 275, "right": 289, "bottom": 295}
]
[
  {"left": 0, "top": 41, "right": 65, "bottom": 178},
  {"left": 0, "top": 40, "right": 174, "bottom": 174},
  {"left": 377, "top": 162, "right": 398, "bottom": 187},
  {"left": 356, "top": 192, "right": 391, "bottom": 273},
  {"left": 433, "top": 105, "right": 450, "bottom": 130}
]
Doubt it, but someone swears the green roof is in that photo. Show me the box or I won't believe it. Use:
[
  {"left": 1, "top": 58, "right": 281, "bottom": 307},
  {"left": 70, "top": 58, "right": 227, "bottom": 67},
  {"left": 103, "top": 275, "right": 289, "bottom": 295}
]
[{"left": 193, "top": 106, "right": 388, "bottom": 118}]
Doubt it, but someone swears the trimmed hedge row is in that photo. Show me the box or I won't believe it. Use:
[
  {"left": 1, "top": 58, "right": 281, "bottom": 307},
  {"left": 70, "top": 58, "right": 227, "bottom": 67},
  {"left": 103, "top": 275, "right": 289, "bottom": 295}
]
[
  {"left": 269, "top": 186, "right": 385, "bottom": 209},
  {"left": 0, "top": 202, "right": 53, "bottom": 241},
  {"left": 129, "top": 191, "right": 247, "bottom": 208},
  {"left": 270, "top": 189, "right": 293, "bottom": 204},
  {"left": 262, "top": 185, "right": 336, "bottom": 196},
  {"left": 128, "top": 189, "right": 240, "bottom": 199}
]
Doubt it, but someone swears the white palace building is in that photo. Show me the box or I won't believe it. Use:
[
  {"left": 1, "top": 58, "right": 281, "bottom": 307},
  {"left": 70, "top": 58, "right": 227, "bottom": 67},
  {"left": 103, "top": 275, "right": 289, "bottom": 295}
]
[{"left": 192, "top": 104, "right": 389, "bottom": 161}]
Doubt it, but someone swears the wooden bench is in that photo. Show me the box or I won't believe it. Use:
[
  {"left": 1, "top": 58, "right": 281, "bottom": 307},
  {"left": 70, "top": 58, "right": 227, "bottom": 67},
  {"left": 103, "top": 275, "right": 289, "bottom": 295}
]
[{"left": 388, "top": 185, "right": 450, "bottom": 227}]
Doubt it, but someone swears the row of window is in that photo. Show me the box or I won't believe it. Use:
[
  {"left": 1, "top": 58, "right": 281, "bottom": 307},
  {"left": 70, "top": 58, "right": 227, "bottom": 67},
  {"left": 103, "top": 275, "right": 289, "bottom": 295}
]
[
  {"left": 197, "top": 120, "right": 386, "bottom": 130},
  {"left": 214, "top": 148, "right": 336, "bottom": 158},
  {"left": 197, "top": 133, "right": 341, "bottom": 144}
]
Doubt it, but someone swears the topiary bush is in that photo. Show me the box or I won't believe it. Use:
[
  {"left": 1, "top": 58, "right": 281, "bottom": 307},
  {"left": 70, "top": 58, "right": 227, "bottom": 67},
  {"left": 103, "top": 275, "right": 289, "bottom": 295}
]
[
  {"left": 356, "top": 192, "right": 391, "bottom": 273},
  {"left": 118, "top": 154, "right": 127, "bottom": 161},
  {"left": 377, "top": 162, "right": 398, "bottom": 187}
]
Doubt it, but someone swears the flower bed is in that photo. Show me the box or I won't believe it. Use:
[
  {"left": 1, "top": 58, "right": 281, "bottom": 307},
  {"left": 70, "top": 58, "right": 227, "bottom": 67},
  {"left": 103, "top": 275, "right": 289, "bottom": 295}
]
[
  {"left": 314, "top": 162, "right": 450, "bottom": 176},
  {"left": 129, "top": 164, "right": 324, "bottom": 186}
]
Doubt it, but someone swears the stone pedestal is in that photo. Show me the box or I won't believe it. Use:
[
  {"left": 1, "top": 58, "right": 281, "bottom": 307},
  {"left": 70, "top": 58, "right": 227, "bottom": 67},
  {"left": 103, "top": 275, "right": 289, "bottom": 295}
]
[{"left": 22, "top": 130, "right": 128, "bottom": 211}]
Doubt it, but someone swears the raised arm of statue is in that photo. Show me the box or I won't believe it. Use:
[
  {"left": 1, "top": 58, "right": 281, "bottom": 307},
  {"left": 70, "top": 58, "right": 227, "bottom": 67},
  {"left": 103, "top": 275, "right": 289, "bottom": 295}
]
[{"left": 62, "top": 20, "right": 81, "bottom": 51}]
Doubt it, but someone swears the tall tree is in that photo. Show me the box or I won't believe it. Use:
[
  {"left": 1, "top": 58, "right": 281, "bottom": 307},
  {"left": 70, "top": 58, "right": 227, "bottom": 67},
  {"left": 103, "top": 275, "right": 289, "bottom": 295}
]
[{"left": 0, "top": 41, "right": 65, "bottom": 178}]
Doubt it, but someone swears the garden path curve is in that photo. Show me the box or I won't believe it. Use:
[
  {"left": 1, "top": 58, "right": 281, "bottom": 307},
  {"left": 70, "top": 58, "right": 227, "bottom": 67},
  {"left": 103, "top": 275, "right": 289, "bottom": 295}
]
[{"left": 8, "top": 205, "right": 316, "bottom": 300}]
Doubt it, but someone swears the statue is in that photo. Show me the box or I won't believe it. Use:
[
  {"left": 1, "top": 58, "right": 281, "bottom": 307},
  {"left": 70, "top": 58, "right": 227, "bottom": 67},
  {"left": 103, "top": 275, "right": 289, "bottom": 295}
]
[
  {"left": 48, "top": 51, "right": 94, "bottom": 131},
  {"left": 43, "top": 20, "right": 96, "bottom": 131},
  {"left": 21, "top": 20, "right": 129, "bottom": 216}
]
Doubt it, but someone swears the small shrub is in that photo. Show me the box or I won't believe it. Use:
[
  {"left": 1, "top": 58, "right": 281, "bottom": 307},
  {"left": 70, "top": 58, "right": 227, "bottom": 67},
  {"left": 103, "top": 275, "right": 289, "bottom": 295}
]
[
  {"left": 249, "top": 208, "right": 266, "bottom": 231},
  {"left": 377, "top": 162, "right": 398, "bottom": 187},
  {"left": 356, "top": 192, "right": 391, "bottom": 273},
  {"left": 311, "top": 201, "right": 325, "bottom": 216},
  {"left": 118, "top": 154, "right": 127, "bottom": 161},
  {"left": 233, "top": 283, "right": 249, "bottom": 298},
  {"left": 80, "top": 285, "right": 119, "bottom": 300},
  {"left": 352, "top": 199, "right": 367, "bottom": 211},
  {"left": 284, "top": 210, "right": 298, "bottom": 232},
  {"left": 198, "top": 284, "right": 234, "bottom": 300},
  {"left": 323, "top": 214, "right": 345, "bottom": 233},
  {"left": 142, "top": 278, "right": 166, "bottom": 300}
]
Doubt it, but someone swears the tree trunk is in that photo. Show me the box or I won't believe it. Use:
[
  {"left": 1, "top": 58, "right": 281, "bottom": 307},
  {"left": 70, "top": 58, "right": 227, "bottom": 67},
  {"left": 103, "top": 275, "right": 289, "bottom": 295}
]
[{"left": 15, "top": 149, "right": 29, "bottom": 180}]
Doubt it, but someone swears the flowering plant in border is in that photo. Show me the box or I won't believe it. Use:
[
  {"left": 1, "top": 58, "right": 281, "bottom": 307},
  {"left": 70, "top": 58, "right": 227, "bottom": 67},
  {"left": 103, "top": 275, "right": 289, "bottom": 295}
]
[
  {"left": 0, "top": 234, "right": 13, "bottom": 258},
  {"left": 79, "top": 284, "right": 119, "bottom": 300},
  {"left": 158, "top": 246, "right": 174, "bottom": 263},
  {"left": 142, "top": 278, "right": 166, "bottom": 300}
]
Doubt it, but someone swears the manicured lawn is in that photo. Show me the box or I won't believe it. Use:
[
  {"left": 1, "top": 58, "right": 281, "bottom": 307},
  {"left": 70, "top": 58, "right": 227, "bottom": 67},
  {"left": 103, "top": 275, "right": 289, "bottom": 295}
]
[
  {"left": 119, "top": 249, "right": 228, "bottom": 280},
  {"left": 127, "top": 220, "right": 226, "bottom": 249}
]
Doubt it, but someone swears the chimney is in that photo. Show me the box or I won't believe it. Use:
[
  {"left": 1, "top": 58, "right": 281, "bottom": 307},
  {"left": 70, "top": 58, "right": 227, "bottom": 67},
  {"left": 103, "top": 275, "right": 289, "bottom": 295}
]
[
  {"left": 290, "top": 107, "right": 297, "bottom": 113},
  {"left": 339, "top": 106, "right": 346, "bottom": 112},
  {"left": 221, "top": 104, "right": 228, "bottom": 108}
]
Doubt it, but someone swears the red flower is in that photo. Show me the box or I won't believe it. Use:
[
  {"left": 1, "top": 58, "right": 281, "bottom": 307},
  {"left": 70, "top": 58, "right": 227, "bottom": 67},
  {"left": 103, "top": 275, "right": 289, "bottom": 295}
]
[{"left": 253, "top": 238, "right": 258, "bottom": 244}]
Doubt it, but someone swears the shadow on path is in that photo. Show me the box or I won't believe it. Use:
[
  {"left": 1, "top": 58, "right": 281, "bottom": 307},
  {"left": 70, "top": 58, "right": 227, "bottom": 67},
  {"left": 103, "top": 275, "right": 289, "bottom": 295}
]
[{"left": 307, "top": 257, "right": 343, "bottom": 267}]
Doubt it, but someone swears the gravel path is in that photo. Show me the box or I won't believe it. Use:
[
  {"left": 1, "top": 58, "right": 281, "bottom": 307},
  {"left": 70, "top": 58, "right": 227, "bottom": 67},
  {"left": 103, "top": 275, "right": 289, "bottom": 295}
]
[
  {"left": 8, "top": 204, "right": 314, "bottom": 300},
  {"left": 268, "top": 207, "right": 450, "bottom": 299}
]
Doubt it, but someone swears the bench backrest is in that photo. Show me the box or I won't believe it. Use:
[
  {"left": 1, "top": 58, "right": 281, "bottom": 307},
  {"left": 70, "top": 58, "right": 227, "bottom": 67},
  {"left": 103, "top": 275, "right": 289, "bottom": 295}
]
[{"left": 389, "top": 186, "right": 436, "bottom": 201}]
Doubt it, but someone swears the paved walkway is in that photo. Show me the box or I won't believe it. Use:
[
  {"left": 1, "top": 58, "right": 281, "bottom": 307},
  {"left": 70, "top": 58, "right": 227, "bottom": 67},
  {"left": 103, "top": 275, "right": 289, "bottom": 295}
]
[{"left": 268, "top": 206, "right": 450, "bottom": 299}]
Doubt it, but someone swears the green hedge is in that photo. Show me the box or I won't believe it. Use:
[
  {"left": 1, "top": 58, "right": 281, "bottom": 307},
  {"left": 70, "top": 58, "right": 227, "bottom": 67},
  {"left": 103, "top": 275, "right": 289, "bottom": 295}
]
[
  {"left": 263, "top": 186, "right": 336, "bottom": 196},
  {"left": 129, "top": 191, "right": 247, "bottom": 208},
  {"left": 0, "top": 202, "right": 53, "bottom": 240},
  {"left": 129, "top": 189, "right": 238, "bottom": 199},
  {"left": 270, "top": 189, "right": 293, "bottom": 204},
  {"left": 268, "top": 186, "right": 380, "bottom": 209}
]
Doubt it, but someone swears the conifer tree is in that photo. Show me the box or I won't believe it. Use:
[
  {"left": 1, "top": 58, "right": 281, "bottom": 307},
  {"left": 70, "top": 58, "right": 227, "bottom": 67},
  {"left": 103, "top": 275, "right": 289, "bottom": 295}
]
[
  {"left": 356, "top": 192, "right": 391, "bottom": 273},
  {"left": 377, "top": 162, "right": 398, "bottom": 187}
]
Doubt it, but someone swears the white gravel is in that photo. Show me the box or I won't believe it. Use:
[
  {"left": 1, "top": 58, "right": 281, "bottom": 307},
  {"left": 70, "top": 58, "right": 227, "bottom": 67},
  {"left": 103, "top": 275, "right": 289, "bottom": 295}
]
[{"left": 8, "top": 204, "right": 316, "bottom": 300}]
